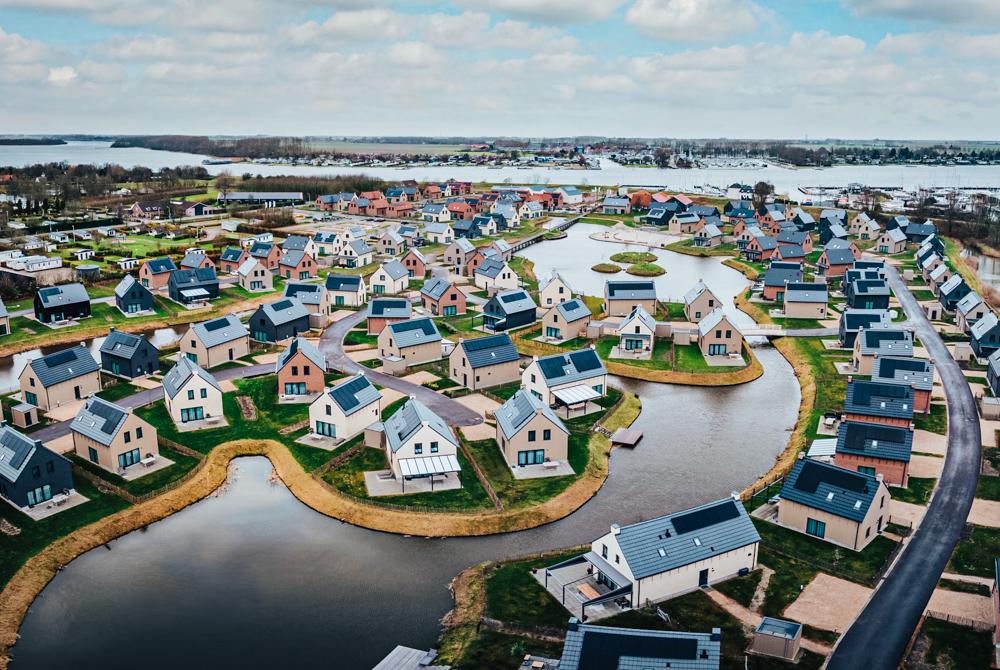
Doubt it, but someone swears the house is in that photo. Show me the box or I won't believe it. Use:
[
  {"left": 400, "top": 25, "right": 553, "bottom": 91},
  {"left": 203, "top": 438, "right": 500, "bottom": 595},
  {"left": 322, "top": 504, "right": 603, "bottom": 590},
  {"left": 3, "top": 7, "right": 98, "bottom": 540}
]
[
  {"left": 938, "top": 275, "right": 971, "bottom": 312},
  {"left": 683, "top": 281, "right": 725, "bottom": 324},
  {"left": 491, "top": 202, "right": 521, "bottom": 228},
  {"left": 249, "top": 298, "right": 311, "bottom": 343},
  {"left": 72, "top": 397, "right": 159, "bottom": 476},
  {"left": 905, "top": 222, "right": 937, "bottom": 244},
  {"left": 168, "top": 268, "right": 220, "bottom": 304},
  {"left": 162, "top": 357, "right": 224, "bottom": 427},
  {"left": 474, "top": 256, "right": 518, "bottom": 294},
  {"left": 853, "top": 328, "right": 913, "bottom": 374},
  {"left": 129, "top": 201, "right": 168, "bottom": 219},
  {"left": 443, "top": 238, "right": 477, "bottom": 273},
  {"left": 928, "top": 263, "right": 952, "bottom": 294},
  {"left": 872, "top": 356, "right": 934, "bottom": 414},
  {"left": 315, "top": 193, "right": 354, "bottom": 211},
  {"left": 370, "top": 260, "right": 409, "bottom": 295},
  {"left": 542, "top": 299, "right": 591, "bottom": 342},
  {"left": 33, "top": 283, "right": 91, "bottom": 324},
  {"left": 844, "top": 379, "right": 914, "bottom": 428},
  {"left": 218, "top": 247, "right": 246, "bottom": 274},
  {"left": 248, "top": 241, "right": 282, "bottom": 271},
  {"left": 834, "top": 418, "right": 914, "bottom": 489},
  {"left": 309, "top": 374, "right": 381, "bottom": 442},
  {"left": 790, "top": 208, "right": 816, "bottom": 231},
  {"left": 698, "top": 310, "right": 742, "bottom": 358},
  {"left": 839, "top": 309, "right": 891, "bottom": 348},
  {"left": 522, "top": 348, "right": 606, "bottom": 407},
  {"left": 99, "top": 329, "right": 159, "bottom": 379},
  {"left": 281, "top": 234, "right": 317, "bottom": 258},
  {"left": 779, "top": 457, "right": 890, "bottom": 551},
  {"left": 816, "top": 248, "right": 855, "bottom": 277},
  {"left": 846, "top": 279, "right": 890, "bottom": 310},
  {"left": 820, "top": 222, "right": 850, "bottom": 245},
  {"left": 956, "top": 291, "right": 989, "bottom": 333},
  {"left": 470, "top": 214, "right": 495, "bottom": 236},
  {"left": 489, "top": 239, "right": 514, "bottom": 261},
  {"left": 971, "top": 312, "right": 1000, "bottom": 360},
  {"left": 276, "top": 337, "right": 327, "bottom": 398},
  {"left": 744, "top": 235, "right": 778, "bottom": 262},
  {"left": 312, "top": 231, "right": 339, "bottom": 257},
  {"left": 463, "top": 247, "right": 495, "bottom": 277},
  {"left": 400, "top": 248, "right": 427, "bottom": 279},
  {"left": 378, "top": 317, "right": 443, "bottom": 367},
  {"left": 558, "top": 497, "right": 759, "bottom": 611},
  {"left": 423, "top": 222, "right": 453, "bottom": 245},
  {"left": 849, "top": 212, "right": 876, "bottom": 237},
  {"left": 604, "top": 280, "right": 656, "bottom": 318},
  {"left": 725, "top": 200, "right": 755, "bottom": 219},
  {"left": 693, "top": 223, "right": 723, "bottom": 248},
  {"left": 283, "top": 282, "right": 329, "bottom": 324},
  {"left": 669, "top": 211, "right": 703, "bottom": 235},
  {"left": 0, "top": 300, "right": 8, "bottom": 336},
  {"left": 237, "top": 258, "right": 273, "bottom": 293},
  {"left": 449, "top": 333, "right": 520, "bottom": 391},
  {"left": 19, "top": 346, "right": 101, "bottom": 411},
  {"left": 783, "top": 283, "right": 828, "bottom": 319},
  {"left": 72, "top": 249, "right": 95, "bottom": 261},
  {"left": 217, "top": 191, "right": 304, "bottom": 206},
  {"left": 602, "top": 196, "right": 631, "bottom": 215},
  {"left": 876, "top": 227, "right": 907, "bottom": 255},
  {"left": 182, "top": 315, "right": 249, "bottom": 368},
  {"left": 378, "top": 230, "right": 406, "bottom": 256},
  {"left": 987, "top": 350, "right": 1000, "bottom": 399},
  {"left": 278, "top": 250, "right": 316, "bottom": 280},
  {"left": 420, "top": 277, "right": 466, "bottom": 316},
  {"left": 483, "top": 288, "right": 537, "bottom": 332},
  {"left": 380, "top": 398, "right": 461, "bottom": 489},
  {"left": 555, "top": 619, "right": 722, "bottom": 670},
  {"left": 367, "top": 298, "right": 412, "bottom": 335},
  {"left": 773, "top": 244, "right": 805, "bottom": 262},
  {"left": 617, "top": 305, "right": 656, "bottom": 355},
  {"left": 555, "top": 185, "right": 583, "bottom": 205},
  {"left": 420, "top": 203, "right": 451, "bottom": 223},
  {"left": 180, "top": 251, "right": 215, "bottom": 272},
  {"left": 494, "top": 389, "right": 570, "bottom": 470},
  {"left": 0, "top": 424, "right": 75, "bottom": 512},
  {"left": 447, "top": 201, "right": 474, "bottom": 220},
  {"left": 760, "top": 262, "right": 803, "bottom": 302},
  {"left": 776, "top": 229, "right": 813, "bottom": 253},
  {"left": 114, "top": 274, "right": 154, "bottom": 315},
  {"left": 536, "top": 273, "right": 573, "bottom": 310},
  {"left": 340, "top": 240, "right": 374, "bottom": 268},
  {"left": 322, "top": 275, "right": 365, "bottom": 309}
]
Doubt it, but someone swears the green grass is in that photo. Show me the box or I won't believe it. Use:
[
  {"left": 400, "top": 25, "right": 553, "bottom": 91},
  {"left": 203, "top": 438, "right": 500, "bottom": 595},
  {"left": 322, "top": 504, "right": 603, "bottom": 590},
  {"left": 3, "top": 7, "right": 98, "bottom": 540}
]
[
  {"left": 0, "top": 476, "right": 131, "bottom": 591},
  {"left": 661, "top": 301, "right": 686, "bottom": 321},
  {"left": 287, "top": 434, "right": 359, "bottom": 473},
  {"left": 712, "top": 569, "right": 763, "bottom": 608},
  {"left": 427, "top": 377, "right": 459, "bottom": 391},
  {"left": 914, "top": 403, "right": 948, "bottom": 435},
  {"left": 802, "top": 625, "right": 841, "bottom": 646},
  {"left": 69, "top": 444, "right": 202, "bottom": 497},
  {"left": 232, "top": 375, "right": 310, "bottom": 426},
  {"left": 591, "top": 262, "right": 621, "bottom": 273},
  {"left": 892, "top": 477, "right": 937, "bottom": 505},
  {"left": 911, "top": 289, "right": 936, "bottom": 301},
  {"left": 791, "top": 337, "right": 851, "bottom": 442},
  {"left": 625, "top": 262, "right": 665, "bottom": 276},
  {"left": 949, "top": 526, "right": 1000, "bottom": 577},
  {"left": 609, "top": 251, "right": 657, "bottom": 263},
  {"left": 975, "top": 474, "right": 1000, "bottom": 501},
  {"left": 758, "top": 546, "right": 820, "bottom": 617},
  {"left": 344, "top": 328, "right": 378, "bottom": 347},
  {"left": 451, "top": 630, "right": 563, "bottom": 670},
  {"left": 484, "top": 551, "right": 582, "bottom": 628},
  {"left": 937, "top": 578, "right": 991, "bottom": 596},
  {"left": 674, "top": 343, "right": 746, "bottom": 372},
  {"left": 917, "top": 618, "right": 994, "bottom": 670}
]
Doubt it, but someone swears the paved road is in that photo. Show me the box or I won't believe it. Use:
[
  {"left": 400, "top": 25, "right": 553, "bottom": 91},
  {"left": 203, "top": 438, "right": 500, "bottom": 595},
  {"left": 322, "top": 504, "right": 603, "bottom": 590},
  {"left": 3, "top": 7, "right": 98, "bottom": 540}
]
[
  {"left": 828, "top": 263, "right": 982, "bottom": 670},
  {"left": 318, "top": 309, "right": 483, "bottom": 427}
]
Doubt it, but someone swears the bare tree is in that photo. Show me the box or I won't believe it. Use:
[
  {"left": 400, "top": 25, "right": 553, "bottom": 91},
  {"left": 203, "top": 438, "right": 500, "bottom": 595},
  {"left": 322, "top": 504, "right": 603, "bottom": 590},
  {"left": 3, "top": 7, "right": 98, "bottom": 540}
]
[{"left": 752, "top": 181, "right": 774, "bottom": 210}]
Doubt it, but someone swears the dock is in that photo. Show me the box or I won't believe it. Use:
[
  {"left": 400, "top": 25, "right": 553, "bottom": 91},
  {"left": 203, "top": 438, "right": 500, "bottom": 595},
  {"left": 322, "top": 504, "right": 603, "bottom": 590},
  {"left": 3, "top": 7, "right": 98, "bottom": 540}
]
[{"left": 610, "top": 428, "right": 643, "bottom": 447}]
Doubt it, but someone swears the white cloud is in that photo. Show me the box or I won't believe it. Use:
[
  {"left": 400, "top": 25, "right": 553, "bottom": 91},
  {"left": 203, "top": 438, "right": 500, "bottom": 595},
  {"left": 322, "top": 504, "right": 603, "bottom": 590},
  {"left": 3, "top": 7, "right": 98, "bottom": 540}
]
[
  {"left": 286, "top": 8, "right": 412, "bottom": 43},
  {"left": 0, "top": 25, "right": 50, "bottom": 63},
  {"left": 626, "top": 0, "right": 772, "bottom": 42},
  {"left": 844, "top": 0, "right": 1000, "bottom": 24},
  {"left": 387, "top": 41, "right": 445, "bottom": 67},
  {"left": 452, "top": 0, "right": 625, "bottom": 23},
  {"left": 47, "top": 66, "right": 78, "bottom": 86},
  {"left": 76, "top": 59, "right": 125, "bottom": 82}
]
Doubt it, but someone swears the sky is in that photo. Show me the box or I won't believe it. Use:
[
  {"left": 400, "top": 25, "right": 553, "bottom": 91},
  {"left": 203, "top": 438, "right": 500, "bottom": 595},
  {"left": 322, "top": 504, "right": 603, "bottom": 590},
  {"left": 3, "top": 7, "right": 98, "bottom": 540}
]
[{"left": 1, "top": 0, "right": 999, "bottom": 140}]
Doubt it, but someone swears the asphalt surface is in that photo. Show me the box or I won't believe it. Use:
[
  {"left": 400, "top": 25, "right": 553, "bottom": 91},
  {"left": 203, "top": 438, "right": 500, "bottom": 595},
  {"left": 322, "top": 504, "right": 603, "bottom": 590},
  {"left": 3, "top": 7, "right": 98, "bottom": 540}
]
[
  {"left": 828, "top": 263, "right": 982, "bottom": 670},
  {"left": 318, "top": 308, "right": 484, "bottom": 427}
]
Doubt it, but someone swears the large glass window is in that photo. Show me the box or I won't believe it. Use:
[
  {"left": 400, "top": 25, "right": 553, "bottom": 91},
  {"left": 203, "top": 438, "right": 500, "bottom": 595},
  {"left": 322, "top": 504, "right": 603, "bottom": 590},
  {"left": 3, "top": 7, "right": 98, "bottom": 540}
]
[{"left": 806, "top": 518, "right": 826, "bottom": 538}]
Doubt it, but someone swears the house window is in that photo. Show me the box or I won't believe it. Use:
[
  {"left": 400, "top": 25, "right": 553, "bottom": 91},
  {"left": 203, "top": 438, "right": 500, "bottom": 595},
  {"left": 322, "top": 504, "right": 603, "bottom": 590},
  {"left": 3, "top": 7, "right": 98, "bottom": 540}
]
[
  {"left": 303, "top": 366, "right": 311, "bottom": 376},
  {"left": 88, "top": 447, "right": 99, "bottom": 463},
  {"left": 530, "top": 374, "right": 536, "bottom": 383},
  {"left": 601, "top": 544, "right": 608, "bottom": 559},
  {"left": 292, "top": 366, "right": 298, "bottom": 376},
  {"left": 200, "top": 388, "right": 207, "bottom": 399},
  {"left": 31, "top": 465, "right": 40, "bottom": 478},
  {"left": 124, "top": 431, "right": 131, "bottom": 444},
  {"left": 187, "top": 389, "right": 195, "bottom": 400},
  {"left": 528, "top": 430, "right": 536, "bottom": 442},
  {"left": 857, "top": 465, "right": 876, "bottom": 476},
  {"left": 430, "top": 441, "right": 439, "bottom": 453},
  {"left": 136, "top": 427, "right": 143, "bottom": 439},
  {"left": 46, "top": 460, "right": 54, "bottom": 473},
  {"left": 543, "top": 429, "right": 551, "bottom": 440},
  {"left": 414, "top": 443, "right": 423, "bottom": 455},
  {"left": 325, "top": 405, "right": 332, "bottom": 416},
  {"left": 806, "top": 518, "right": 826, "bottom": 538}
]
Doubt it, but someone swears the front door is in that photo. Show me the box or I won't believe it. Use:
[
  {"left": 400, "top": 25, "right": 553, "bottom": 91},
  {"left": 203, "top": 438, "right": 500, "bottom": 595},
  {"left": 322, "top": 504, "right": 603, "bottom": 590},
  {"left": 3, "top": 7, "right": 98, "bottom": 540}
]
[
  {"left": 443, "top": 305, "right": 457, "bottom": 316},
  {"left": 74, "top": 385, "right": 81, "bottom": 399},
  {"left": 699, "top": 569, "right": 709, "bottom": 588},
  {"left": 708, "top": 343, "right": 726, "bottom": 356}
]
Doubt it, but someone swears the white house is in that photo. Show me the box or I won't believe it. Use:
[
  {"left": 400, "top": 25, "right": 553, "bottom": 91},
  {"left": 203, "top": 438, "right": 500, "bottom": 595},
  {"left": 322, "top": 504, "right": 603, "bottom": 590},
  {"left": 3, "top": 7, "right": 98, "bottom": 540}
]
[
  {"left": 522, "top": 348, "right": 607, "bottom": 408},
  {"left": 161, "top": 357, "right": 224, "bottom": 428},
  {"left": 381, "top": 398, "right": 461, "bottom": 491},
  {"left": 370, "top": 259, "right": 410, "bottom": 295},
  {"left": 539, "top": 271, "right": 574, "bottom": 308},
  {"left": 308, "top": 374, "right": 382, "bottom": 442}
]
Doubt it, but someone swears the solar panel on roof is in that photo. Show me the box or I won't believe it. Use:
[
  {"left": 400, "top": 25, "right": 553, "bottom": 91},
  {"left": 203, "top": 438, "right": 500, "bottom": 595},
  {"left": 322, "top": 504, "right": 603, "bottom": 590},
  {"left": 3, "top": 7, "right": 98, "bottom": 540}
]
[
  {"left": 842, "top": 423, "right": 907, "bottom": 452},
  {"left": 271, "top": 299, "right": 293, "bottom": 311},
  {"left": 568, "top": 349, "right": 601, "bottom": 372},
  {"left": 392, "top": 319, "right": 434, "bottom": 334},
  {"left": 578, "top": 631, "right": 698, "bottom": 669},
  {"left": 538, "top": 356, "right": 569, "bottom": 379},
  {"left": 39, "top": 287, "right": 60, "bottom": 297},
  {"left": 794, "top": 460, "right": 867, "bottom": 494},
  {"left": 500, "top": 291, "right": 527, "bottom": 303},
  {"left": 879, "top": 358, "right": 925, "bottom": 375},
  {"left": 203, "top": 317, "right": 230, "bottom": 332},
  {"left": 43, "top": 349, "right": 77, "bottom": 368},
  {"left": 330, "top": 376, "right": 368, "bottom": 409},
  {"left": 671, "top": 499, "right": 740, "bottom": 535},
  {"left": 463, "top": 334, "right": 508, "bottom": 352},
  {"left": 89, "top": 400, "right": 125, "bottom": 434}
]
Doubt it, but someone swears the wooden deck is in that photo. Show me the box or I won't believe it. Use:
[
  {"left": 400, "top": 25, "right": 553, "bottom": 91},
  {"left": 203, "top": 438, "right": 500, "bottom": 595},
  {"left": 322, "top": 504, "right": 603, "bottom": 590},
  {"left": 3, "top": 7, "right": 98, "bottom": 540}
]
[{"left": 611, "top": 428, "right": 643, "bottom": 447}]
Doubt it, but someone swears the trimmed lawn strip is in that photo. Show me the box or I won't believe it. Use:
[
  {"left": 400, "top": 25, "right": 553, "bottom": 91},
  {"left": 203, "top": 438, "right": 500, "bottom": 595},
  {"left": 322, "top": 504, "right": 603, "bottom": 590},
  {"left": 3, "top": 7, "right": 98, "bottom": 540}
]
[
  {"left": 892, "top": 477, "right": 936, "bottom": 505},
  {"left": 949, "top": 526, "right": 1000, "bottom": 577},
  {"left": 484, "top": 551, "right": 581, "bottom": 628},
  {"left": 96, "top": 380, "right": 141, "bottom": 403},
  {"left": 917, "top": 618, "right": 994, "bottom": 670},
  {"left": 759, "top": 546, "right": 819, "bottom": 618},
  {"left": 451, "top": 631, "right": 562, "bottom": 670},
  {"left": 975, "top": 474, "right": 1000, "bottom": 501},
  {"left": 69, "top": 443, "right": 201, "bottom": 498},
  {"left": 937, "top": 577, "right": 991, "bottom": 596},
  {"left": 712, "top": 568, "right": 762, "bottom": 608},
  {"left": 914, "top": 403, "right": 948, "bottom": 435}
]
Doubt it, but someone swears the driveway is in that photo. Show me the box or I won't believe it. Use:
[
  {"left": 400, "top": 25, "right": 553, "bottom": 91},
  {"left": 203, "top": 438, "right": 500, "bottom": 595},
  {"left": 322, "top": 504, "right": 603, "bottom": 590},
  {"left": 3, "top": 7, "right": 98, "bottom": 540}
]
[
  {"left": 828, "top": 263, "right": 982, "bottom": 670},
  {"left": 318, "top": 310, "right": 483, "bottom": 427}
]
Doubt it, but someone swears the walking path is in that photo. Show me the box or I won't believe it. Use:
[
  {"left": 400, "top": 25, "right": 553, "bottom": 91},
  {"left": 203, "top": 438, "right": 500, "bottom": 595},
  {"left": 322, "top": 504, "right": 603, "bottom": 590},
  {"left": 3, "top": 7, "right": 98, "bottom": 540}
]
[
  {"left": 703, "top": 589, "right": 832, "bottom": 656},
  {"left": 828, "top": 262, "right": 982, "bottom": 670}
]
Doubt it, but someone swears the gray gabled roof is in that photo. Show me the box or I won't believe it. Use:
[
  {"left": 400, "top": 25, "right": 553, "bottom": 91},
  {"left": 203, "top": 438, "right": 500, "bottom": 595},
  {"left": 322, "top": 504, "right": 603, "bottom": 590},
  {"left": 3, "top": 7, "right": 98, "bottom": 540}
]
[
  {"left": 376, "top": 259, "right": 408, "bottom": 282},
  {"left": 475, "top": 256, "right": 508, "bottom": 279},
  {"left": 71, "top": 396, "right": 131, "bottom": 447},
  {"left": 282, "top": 235, "right": 310, "bottom": 251},
  {"left": 610, "top": 497, "right": 760, "bottom": 579},
  {"left": 36, "top": 283, "right": 89, "bottom": 308},
  {"left": 279, "top": 249, "right": 307, "bottom": 267},
  {"left": 606, "top": 280, "right": 656, "bottom": 301},
  {"left": 956, "top": 291, "right": 984, "bottom": 316},
  {"left": 0, "top": 424, "right": 48, "bottom": 484},
  {"left": 28, "top": 346, "right": 99, "bottom": 387},
  {"left": 113, "top": 274, "right": 147, "bottom": 299},
  {"left": 387, "top": 317, "right": 441, "bottom": 348},
  {"left": 844, "top": 379, "right": 914, "bottom": 420},
  {"left": 697, "top": 309, "right": 734, "bottom": 336},
  {"left": 220, "top": 247, "right": 243, "bottom": 262},
  {"left": 486, "top": 289, "right": 536, "bottom": 315},
  {"left": 347, "top": 240, "right": 373, "bottom": 256},
  {"left": 971, "top": 312, "right": 1000, "bottom": 341},
  {"left": 452, "top": 238, "right": 475, "bottom": 254},
  {"left": 496, "top": 389, "right": 568, "bottom": 441},
  {"left": 458, "top": 333, "right": 519, "bottom": 369},
  {"left": 162, "top": 356, "right": 221, "bottom": 399},
  {"left": 539, "top": 271, "right": 571, "bottom": 294},
  {"left": 781, "top": 458, "right": 880, "bottom": 522},
  {"left": 236, "top": 258, "right": 263, "bottom": 277},
  {"left": 534, "top": 348, "right": 605, "bottom": 385},
  {"left": 326, "top": 274, "right": 363, "bottom": 292},
  {"left": 555, "top": 298, "right": 591, "bottom": 323},
  {"left": 143, "top": 257, "right": 176, "bottom": 274},
  {"left": 259, "top": 297, "right": 310, "bottom": 326},
  {"left": 784, "top": 282, "right": 828, "bottom": 304},
  {"left": 99, "top": 329, "right": 154, "bottom": 360},
  {"left": 988, "top": 350, "right": 1000, "bottom": 378},
  {"left": 822, "top": 248, "right": 855, "bottom": 266},
  {"left": 369, "top": 297, "right": 411, "bottom": 319},
  {"left": 558, "top": 621, "right": 721, "bottom": 670},
  {"left": 836, "top": 420, "right": 913, "bottom": 463},
  {"left": 191, "top": 315, "right": 248, "bottom": 348},
  {"left": 275, "top": 337, "right": 326, "bottom": 374},
  {"left": 180, "top": 251, "right": 209, "bottom": 268},
  {"left": 939, "top": 274, "right": 967, "bottom": 296},
  {"left": 283, "top": 282, "right": 322, "bottom": 305},
  {"left": 859, "top": 329, "right": 913, "bottom": 357},
  {"left": 621, "top": 304, "right": 656, "bottom": 332},
  {"left": 872, "top": 356, "right": 934, "bottom": 392},
  {"left": 885, "top": 227, "right": 907, "bottom": 243},
  {"left": 423, "top": 222, "right": 451, "bottom": 235},
  {"left": 763, "top": 263, "right": 803, "bottom": 287},
  {"left": 420, "top": 276, "right": 452, "bottom": 301},
  {"left": 383, "top": 398, "right": 457, "bottom": 453},
  {"left": 324, "top": 373, "right": 381, "bottom": 416}
]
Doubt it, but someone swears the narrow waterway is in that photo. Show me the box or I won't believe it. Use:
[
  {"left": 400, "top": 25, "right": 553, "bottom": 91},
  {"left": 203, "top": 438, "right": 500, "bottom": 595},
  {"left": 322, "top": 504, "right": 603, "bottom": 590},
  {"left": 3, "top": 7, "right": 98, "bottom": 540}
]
[{"left": 10, "top": 233, "right": 799, "bottom": 669}]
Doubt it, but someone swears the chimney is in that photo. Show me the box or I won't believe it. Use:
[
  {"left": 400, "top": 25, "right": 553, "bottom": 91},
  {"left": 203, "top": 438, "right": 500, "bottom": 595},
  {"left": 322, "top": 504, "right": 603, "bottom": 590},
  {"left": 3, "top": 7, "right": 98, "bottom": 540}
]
[
  {"left": 710, "top": 627, "right": 721, "bottom": 642},
  {"left": 532, "top": 355, "right": 539, "bottom": 362},
  {"left": 610, "top": 523, "right": 620, "bottom": 535},
  {"left": 876, "top": 473, "right": 884, "bottom": 482},
  {"left": 567, "top": 617, "right": 579, "bottom": 631},
  {"left": 409, "top": 394, "right": 416, "bottom": 400},
  {"left": 798, "top": 452, "right": 805, "bottom": 460}
]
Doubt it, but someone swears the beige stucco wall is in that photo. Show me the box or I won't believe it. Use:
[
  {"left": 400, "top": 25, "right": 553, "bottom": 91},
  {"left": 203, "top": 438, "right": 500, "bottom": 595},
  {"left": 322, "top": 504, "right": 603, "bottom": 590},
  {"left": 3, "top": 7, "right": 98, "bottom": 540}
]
[
  {"left": 539, "top": 279, "right": 571, "bottom": 308},
  {"left": 239, "top": 263, "right": 273, "bottom": 292},
  {"left": 521, "top": 361, "right": 607, "bottom": 405},
  {"left": 605, "top": 297, "right": 657, "bottom": 318},
  {"left": 164, "top": 377, "right": 224, "bottom": 426},
  {"left": 777, "top": 485, "right": 889, "bottom": 552},
  {"left": 385, "top": 423, "right": 458, "bottom": 480},
  {"left": 542, "top": 309, "right": 588, "bottom": 341},
  {"left": 19, "top": 368, "right": 101, "bottom": 411},
  {"left": 698, "top": 316, "right": 742, "bottom": 356},
  {"left": 784, "top": 301, "right": 827, "bottom": 319},
  {"left": 378, "top": 329, "right": 442, "bottom": 366},
  {"left": 309, "top": 392, "right": 381, "bottom": 442},
  {"left": 73, "top": 411, "right": 158, "bottom": 473},
  {"left": 181, "top": 333, "right": 250, "bottom": 369},
  {"left": 634, "top": 544, "right": 759, "bottom": 606},
  {"left": 474, "top": 265, "right": 519, "bottom": 293},
  {"left": 684, "top": 291, "right": 719, "bottom": 322},
  {"left": 449, "top": 348, "right": 520, "bottom": 390},
  {"left": 371, "top": 269, "right": 409, "bottom": 295},
  {"left": 328, "top": 288, "right": 366, "bottom": 307},
  {"left": 496, "top": 412, "right": 568, "bottom": 466}
]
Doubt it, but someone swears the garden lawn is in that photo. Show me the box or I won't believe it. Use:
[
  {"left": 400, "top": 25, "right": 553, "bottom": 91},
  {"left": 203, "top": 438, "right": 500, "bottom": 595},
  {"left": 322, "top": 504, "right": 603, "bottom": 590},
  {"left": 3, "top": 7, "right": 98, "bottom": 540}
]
[
  {"left": 69, "top": 444, "right": 202, "bottom": 497},
  {"left": 914, "top": 403, "right": 948, "bottom": 435},
  {"left": 712, "top": 569, "right": 763, "bottom": 608},
  {"left": 917, "top": 618, "right": 994, "bottom": 670},
  {"left": 975, "top": 474, "right": 1000, "bottom": 501},
  {"left": 451, "top": 631, "right": 562, "bottom": 670},
  {"left": 344, "top": 328, "right": 378, "bottom": 347},
  {"left": 96, "top": 380, "right": 141, "bottom": 403},
  {"left": 949, "top": 526, "right": 1000, "bottom": 577},
  {"left": 484, "top": 551, "right": 582, "bottom": 628},
  {"left": 892, "top": 477, "right": 936, "bottom": 505}
]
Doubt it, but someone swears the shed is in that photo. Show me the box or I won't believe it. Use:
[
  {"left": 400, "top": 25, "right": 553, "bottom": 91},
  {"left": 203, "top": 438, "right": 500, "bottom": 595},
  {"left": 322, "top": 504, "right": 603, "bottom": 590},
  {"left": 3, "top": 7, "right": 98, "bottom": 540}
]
[{"left": 751, "top": 617, "right": 802, "bottom": 661}]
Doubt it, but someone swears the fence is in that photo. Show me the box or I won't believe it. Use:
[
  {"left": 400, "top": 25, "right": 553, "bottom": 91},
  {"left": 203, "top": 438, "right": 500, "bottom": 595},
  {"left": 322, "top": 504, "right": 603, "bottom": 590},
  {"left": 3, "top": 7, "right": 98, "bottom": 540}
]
[
  {"left": 761, "top": 544, "right": 881, "bottom": 587},
  {"left": 925, "top": 610, "right": 993, "bottom": 632}
]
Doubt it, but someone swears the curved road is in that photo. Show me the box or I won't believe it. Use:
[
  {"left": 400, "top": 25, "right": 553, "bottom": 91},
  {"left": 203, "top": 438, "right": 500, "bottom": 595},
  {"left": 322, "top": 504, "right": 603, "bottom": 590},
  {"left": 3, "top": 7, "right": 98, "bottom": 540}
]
[
  {"left": 318, "top": 308, "right": 483, "bottom": 427},
  {"left": 828, "top": 263, "right": 982, "bottom": 670}
]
